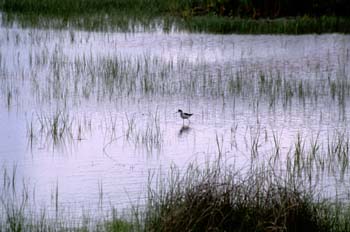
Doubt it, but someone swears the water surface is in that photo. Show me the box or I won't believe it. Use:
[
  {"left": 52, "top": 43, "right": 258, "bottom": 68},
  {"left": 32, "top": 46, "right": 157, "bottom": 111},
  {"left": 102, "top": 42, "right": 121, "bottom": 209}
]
[{"left": 1, "top": 25, "right": 350, "bottom": 216}]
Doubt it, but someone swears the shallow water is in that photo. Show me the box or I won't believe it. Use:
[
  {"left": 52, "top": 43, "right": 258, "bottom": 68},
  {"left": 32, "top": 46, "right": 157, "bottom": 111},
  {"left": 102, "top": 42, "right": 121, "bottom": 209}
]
[{"left": 1, "top": 24, "right": 350, "bottom": 216}]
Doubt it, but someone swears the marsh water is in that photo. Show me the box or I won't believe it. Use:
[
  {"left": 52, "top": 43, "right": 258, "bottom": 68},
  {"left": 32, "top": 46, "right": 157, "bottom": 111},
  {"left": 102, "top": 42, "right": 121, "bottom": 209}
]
[{"left": 1, "top": 18, "right": 350, "bottom": 217}]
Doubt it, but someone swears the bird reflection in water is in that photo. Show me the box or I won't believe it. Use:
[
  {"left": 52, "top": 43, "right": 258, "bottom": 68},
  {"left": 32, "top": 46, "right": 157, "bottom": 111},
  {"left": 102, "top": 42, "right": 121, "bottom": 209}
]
[{"left": 178, "top": 125, "right": 191, "bottom": 137}]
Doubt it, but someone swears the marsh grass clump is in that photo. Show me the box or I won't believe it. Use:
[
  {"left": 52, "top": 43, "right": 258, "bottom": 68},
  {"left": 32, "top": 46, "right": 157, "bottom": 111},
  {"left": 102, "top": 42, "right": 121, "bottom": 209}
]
[
  {"left": 26, "top": 110, "right": 76, "bottom": 149},
  {"left": 145, "top": 162, "right": 342, "bottom": 232},
  {"left": 124, "top": 110, "right": 163, "bottom": 152},
  {"left": 38, "top": 111, "right": 73, "bottom": 143}
]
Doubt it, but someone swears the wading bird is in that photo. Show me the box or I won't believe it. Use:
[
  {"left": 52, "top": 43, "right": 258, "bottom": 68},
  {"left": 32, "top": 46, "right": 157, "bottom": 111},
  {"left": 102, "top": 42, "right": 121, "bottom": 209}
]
[{"left": 177, "top": 109, "right": 193, "bottom": 124}]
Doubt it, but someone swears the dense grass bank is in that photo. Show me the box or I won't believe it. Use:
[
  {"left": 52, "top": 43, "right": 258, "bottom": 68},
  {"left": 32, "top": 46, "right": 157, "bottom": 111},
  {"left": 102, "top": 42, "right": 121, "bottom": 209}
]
[
  {"left": 2, "top": 13, "right": 350, "bottom": 34},
  {"left": 181, "top": 15, "right": 350, "bottom": 34},
  {"left": 1, "top": 0, "right": 349, "bottom": 17},
  {"left": 145, "top": 165, "right": 350, "bottom": 232},
  {"left": 1, "top": 0, "right": 350, "bottom": 33},
  {"left": 2, "top": 0, "right": 183, "bottom": 16}
]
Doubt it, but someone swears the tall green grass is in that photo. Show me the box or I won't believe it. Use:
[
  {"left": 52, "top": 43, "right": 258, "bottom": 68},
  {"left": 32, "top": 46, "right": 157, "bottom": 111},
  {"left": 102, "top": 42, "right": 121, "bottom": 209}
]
[
  {"left": 1, "top": 0, "right": 349, "bottom": 33},
  {"left": 0, "top": 0, "right": 188, "bottom": 15},
  {"left": 145, "top": 166, "right": 343, "bottom": 231},
  {"left": 3, "top": 12, "right": 349, "bottom": 34},
  {"left": 1, "top": 0, "right": 349, "bottom": 17},
  {"left": 144, "top": 131, "right": 350, "bottom": 231},
  {"left": 180, "top": 15, "right": 350, "bottom": 34}
]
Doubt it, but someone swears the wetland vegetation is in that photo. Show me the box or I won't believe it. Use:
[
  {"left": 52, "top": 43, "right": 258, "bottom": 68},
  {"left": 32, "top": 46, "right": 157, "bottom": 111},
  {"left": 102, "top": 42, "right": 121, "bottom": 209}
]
[
  {"left": 1, "top": 29, "right": 350, "bottom": 230},
  {"left": 1, "top": 0, "right": 350, "bottom": 33},
  {"left": 2, "top": 146, "right": 350, "bottom": 231},
  {"left": 1, "top": 1, "right": 350, "bottom": 231}
]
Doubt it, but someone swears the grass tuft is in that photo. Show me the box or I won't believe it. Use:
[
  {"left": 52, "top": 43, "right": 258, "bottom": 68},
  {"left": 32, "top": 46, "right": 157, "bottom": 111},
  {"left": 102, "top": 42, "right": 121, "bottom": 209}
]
[{"left": 144, "top": 162, "right": 348, "bottom": 232}]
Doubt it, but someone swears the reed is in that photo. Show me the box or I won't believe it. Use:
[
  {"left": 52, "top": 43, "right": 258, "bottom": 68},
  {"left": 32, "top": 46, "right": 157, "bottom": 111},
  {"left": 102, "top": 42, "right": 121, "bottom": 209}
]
[
  {"left": 1, "top": 0, "right": 349, "bottom": 18},
  {"left": 124, "top": 110, "right": 163, "bottom": 152},
  {"left": 144, "top": 158, "right": 350, "bottom": 232},
  {"left": 1, "top": 0, "right": 349, "bottom": 33}
]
